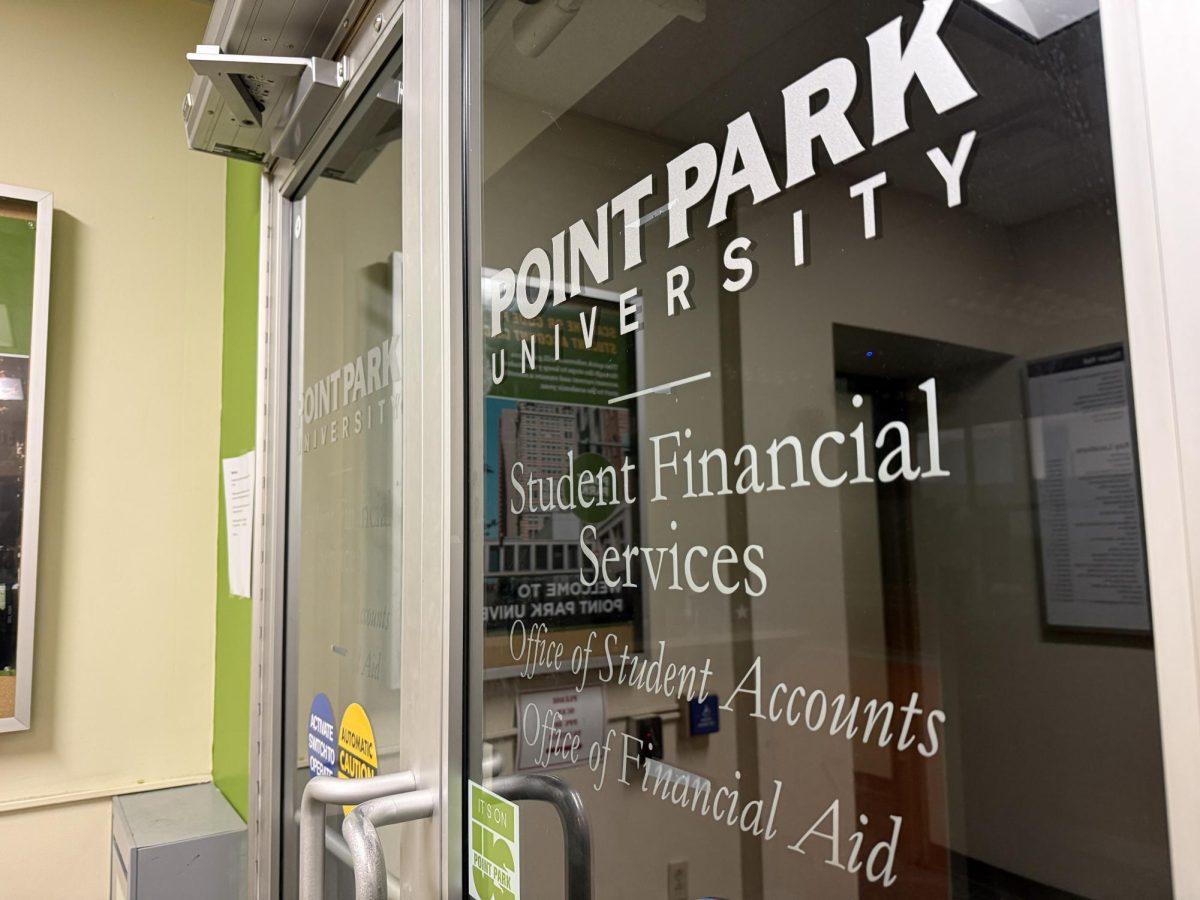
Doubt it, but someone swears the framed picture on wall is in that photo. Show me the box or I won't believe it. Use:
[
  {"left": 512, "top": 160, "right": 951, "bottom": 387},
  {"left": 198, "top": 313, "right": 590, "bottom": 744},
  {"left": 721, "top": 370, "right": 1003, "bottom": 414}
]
[{"left": 0, "top": 183, "right": 52, "bottom": 732}]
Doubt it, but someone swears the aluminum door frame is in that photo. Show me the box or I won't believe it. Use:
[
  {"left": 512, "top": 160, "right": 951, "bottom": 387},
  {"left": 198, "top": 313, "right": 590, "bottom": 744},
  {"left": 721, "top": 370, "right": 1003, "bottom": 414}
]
[
  {"left": 247, "top": 0, "right": 467, "bottom": 897},
  {"left": 250, "top": 163, "right": 289, "bottom": 900},
  {"left": 1103, "top": 1, "right": 1200, "bottom": 894}
]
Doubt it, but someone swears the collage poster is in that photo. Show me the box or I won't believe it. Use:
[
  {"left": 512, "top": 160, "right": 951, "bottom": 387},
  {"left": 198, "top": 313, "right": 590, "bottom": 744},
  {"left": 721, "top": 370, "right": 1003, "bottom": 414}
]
[{"left": 483, "top": 288, "right": 642, "bottom": 670}]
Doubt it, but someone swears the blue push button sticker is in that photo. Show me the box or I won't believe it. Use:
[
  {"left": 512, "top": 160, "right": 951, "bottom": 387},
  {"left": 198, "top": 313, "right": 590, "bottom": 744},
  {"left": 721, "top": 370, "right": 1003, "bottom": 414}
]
[{"left": 307, "top": 692, "right": 337, "bottom": 777}]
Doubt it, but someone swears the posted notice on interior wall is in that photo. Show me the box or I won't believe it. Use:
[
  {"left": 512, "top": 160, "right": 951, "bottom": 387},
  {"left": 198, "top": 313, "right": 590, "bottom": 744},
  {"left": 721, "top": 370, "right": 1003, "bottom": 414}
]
[
  {"left": 1025, "top": 345, "right": 1149, "bottom": 632},
  {"left": 222, "top": 451, "right": 255, "bottom": 598}
]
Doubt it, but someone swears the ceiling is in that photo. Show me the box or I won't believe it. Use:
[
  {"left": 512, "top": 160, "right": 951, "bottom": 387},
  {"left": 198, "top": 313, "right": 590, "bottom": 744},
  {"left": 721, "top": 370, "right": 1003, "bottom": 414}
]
[{"left": 485, "top": 0, "right": 1115, "bottom": 228}]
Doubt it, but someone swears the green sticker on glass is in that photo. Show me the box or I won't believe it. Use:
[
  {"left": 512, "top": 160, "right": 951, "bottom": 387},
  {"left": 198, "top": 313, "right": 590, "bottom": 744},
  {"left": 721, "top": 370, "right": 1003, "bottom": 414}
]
[{"left": 469, "top": 782, "right": 520, "bottom": 900}]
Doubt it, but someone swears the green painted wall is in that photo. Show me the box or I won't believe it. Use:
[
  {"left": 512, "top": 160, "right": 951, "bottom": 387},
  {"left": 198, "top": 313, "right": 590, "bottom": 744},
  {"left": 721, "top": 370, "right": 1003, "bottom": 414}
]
[{"left": 212, "top": 160, "right": 260, "bottom": 820}]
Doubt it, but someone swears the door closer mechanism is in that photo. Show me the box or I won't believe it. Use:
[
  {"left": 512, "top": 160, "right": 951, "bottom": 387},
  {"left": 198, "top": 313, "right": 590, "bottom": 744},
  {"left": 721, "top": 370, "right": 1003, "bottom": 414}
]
[{"left": 182, "top": 45, "right": 348, "bottom": 164}]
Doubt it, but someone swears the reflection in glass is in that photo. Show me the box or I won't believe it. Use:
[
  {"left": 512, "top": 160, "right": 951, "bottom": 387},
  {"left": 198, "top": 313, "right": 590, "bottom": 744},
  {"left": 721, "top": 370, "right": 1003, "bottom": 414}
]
[{"left": 471, "top": 2, "right": 1172, "bottom": 898}]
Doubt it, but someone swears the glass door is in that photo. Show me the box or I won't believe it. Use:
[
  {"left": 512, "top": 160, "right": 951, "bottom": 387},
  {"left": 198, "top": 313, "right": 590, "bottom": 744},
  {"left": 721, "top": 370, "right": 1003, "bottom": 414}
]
[
  {"left": 464, "top": 1, "right": 1186, "bottom": 898},
  {"left": 278, "top": 40, "right": 446, "bottom": 899}
]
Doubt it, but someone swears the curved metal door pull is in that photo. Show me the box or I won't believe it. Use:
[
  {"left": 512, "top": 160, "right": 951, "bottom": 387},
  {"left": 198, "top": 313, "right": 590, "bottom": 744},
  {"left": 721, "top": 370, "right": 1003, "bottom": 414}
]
[
  {"left": 303, "top": 769, "right": 589, "bottom": 900},
  {"left": 491, "top": 773, "right": 593, "bottom": 900},
  {"left": 322, "top": 823, "right": 406, "bottom": 899},
  {"left": 299, "top": 771, "right": 419, "bottom": 900},
  {"left": 342, "top": 790, "right": 437, "bottom": 900}
]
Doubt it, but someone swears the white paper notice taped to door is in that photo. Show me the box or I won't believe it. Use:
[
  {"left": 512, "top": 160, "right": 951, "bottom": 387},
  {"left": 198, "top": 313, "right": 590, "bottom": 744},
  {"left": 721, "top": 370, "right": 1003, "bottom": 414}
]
[{"left": 222, "top": 451, "right": 255, "bottom": 598}]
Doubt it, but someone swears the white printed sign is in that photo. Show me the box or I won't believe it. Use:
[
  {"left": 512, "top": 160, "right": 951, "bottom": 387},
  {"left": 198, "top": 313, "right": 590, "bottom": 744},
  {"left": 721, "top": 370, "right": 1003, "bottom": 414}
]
[
  {"left": 1026, "top": 346, "right": 1149, "bottom": 632},
  {"left": 516, "top": 685, "right": 606, "bottom": 773},
  {"left": 221, "top": 451, "right": 255, "bottom": 598}
]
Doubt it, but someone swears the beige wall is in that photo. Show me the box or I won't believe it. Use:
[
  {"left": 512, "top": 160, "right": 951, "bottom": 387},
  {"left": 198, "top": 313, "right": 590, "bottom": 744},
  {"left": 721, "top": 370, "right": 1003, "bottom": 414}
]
[
  {"left": 0, "top": 799, "right": 113, "bottom": 897},
  {"left": 0, "top": 0, "right": 225, "bottom": 896}
]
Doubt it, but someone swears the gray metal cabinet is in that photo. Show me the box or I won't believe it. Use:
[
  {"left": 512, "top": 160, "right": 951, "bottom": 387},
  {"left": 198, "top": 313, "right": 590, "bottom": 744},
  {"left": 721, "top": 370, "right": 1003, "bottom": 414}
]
[{"left": 111, "top": 783, "right": 246, "bottom": 900}]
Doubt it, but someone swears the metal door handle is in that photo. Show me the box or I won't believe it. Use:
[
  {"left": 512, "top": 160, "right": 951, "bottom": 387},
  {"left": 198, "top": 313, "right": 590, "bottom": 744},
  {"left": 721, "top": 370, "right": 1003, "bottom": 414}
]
[
  {"left": 322, "top": 823, "right": 406, "bottom": 899},
  {"left": 299, "top": 771, "right": 420, "bottom": 900},
  {"left": 491, "top": 773, "right": 593, "bottom": 900},
  {"left": 305, "top": 767, "right": 589, "bottom": 900},
  {"left": 341, "top": 789, "right": 437, "bottom": 900}
]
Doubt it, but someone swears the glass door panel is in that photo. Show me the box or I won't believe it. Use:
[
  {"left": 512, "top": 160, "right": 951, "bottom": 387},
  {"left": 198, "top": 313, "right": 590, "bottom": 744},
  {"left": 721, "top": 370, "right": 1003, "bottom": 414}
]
[
  {"left": 281, "top": 50, "right": 414, "bottom": 900},
  {"left": 467, "top": 2, "right": 1173, "bottom": 898}
]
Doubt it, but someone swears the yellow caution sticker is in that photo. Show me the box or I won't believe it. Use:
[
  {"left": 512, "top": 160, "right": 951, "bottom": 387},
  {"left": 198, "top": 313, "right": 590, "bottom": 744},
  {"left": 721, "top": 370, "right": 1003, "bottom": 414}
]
[{"left": 337, "top": 702, "right": 378, "bottom": 813}]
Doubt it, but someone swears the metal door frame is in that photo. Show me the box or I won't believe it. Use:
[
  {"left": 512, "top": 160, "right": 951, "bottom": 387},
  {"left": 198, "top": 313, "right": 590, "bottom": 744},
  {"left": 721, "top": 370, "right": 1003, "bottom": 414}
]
[
  {"left": 246, "top": 0, "right": 467, "bottom": 897},
  {"left": 1103, "top": 2, "right": 1200, "bottom": 894}
]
